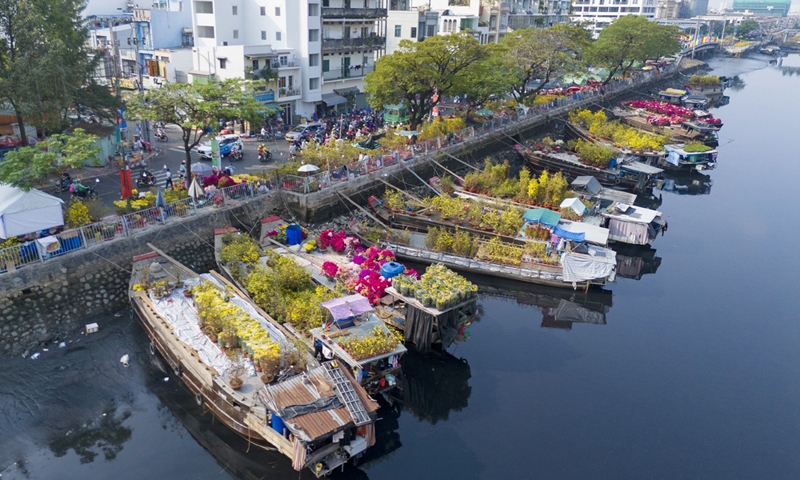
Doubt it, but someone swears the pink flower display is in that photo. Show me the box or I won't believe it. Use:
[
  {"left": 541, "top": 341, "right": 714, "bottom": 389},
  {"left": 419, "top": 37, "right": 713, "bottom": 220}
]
[{"left": 321, "top": 261, "right": 339, "bottom": 279}]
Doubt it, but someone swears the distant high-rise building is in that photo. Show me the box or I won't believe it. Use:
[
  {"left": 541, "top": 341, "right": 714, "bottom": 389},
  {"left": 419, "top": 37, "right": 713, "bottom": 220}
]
[{"left": 731, "top": 0, "right": 791, "bottom": 16}]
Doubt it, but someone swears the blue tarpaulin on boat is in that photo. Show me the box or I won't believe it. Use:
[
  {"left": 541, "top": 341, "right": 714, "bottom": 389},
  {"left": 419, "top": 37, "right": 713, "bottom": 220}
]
[
  {"left": 553, "top": 225, "right": 585, "bottom": 242},
  {"left": 523, "top": 208, "right": 561, "bottom": 227}
]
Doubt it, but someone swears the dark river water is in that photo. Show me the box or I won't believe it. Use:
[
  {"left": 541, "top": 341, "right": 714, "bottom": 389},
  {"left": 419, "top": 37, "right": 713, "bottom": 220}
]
[{"left": 3, "top": 54, "right": 800, "bottom": 480}]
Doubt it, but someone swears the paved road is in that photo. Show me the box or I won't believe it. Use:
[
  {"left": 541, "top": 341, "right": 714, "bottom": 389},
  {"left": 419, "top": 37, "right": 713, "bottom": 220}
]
[{"left": 53, "top": 125, "right": 293, "bottom": 210}]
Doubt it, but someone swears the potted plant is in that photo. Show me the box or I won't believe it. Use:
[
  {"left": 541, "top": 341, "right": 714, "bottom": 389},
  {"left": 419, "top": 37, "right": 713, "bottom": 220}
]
[{"left": 228, "top": 360, "right": 246, "bottom": 390}]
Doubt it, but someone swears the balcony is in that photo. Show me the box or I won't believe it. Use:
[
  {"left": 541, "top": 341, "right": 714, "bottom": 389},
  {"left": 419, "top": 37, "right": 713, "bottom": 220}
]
[
  {"left": 322, "top": 7, "right": 387, "bottom": 19},
  {"left": 322, "top": 36, "right": 386, "bottom": 53},
  {"left": 271, "top": 59, "right": 299, "bottom": 69},
  {"left": 278, "top": 88, "right": 301, "bottom": 98},
  {"left": 323, "top": 64, "right": 375, "bottom": 81}
]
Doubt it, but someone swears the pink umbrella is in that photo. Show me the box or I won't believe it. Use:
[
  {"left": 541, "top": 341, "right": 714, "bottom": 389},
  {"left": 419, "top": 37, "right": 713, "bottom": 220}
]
[{"left": 0, "top": 135, "right": 22, "bottom": 147}]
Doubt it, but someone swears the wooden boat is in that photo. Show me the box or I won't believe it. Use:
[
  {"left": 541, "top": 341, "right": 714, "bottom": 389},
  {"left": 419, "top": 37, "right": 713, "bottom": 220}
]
[
  {"left": 611, "top": 107, "right": 711, "bottom": 145},
  {"left": 214, "top": 226, "right": 408, "bottom": 391},
  {"left": 129, "top": 247, "right": 379, "bottom": 476}
]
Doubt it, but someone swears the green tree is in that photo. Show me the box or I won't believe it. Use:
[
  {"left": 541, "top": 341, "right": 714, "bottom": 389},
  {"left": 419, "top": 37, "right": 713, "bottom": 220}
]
[
  {"left": 499, "top": 25, "right": 591, "bottom": 105},
  {"left": 127, "top": 79, "right": 274, "bottom": 181},
  {"left": 365, "top": 33, "right": 488, "bottom": 130},
  {"left": 587, "top": 16, "right": 681, "bottom": 85},
  {"left": 452, "top": 43, "right": 510, "bottom": 115},
  {"left": 0, "top": 128, "right": 100, "bottom": 190},
  {"left": 0, "top": 0, "right": 113, "bottom": 141},
  {"left": 736, "top": 19, "right": 760, "bottom": 38}
]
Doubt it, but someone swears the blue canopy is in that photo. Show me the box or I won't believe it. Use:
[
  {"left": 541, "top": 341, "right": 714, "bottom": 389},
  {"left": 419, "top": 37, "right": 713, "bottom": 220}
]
[
  {"left": 553, "top": 225, "right": 585, "bottom": 242},
  {"left": 523, "top": 208, "right": 561, "bottom": 228}
]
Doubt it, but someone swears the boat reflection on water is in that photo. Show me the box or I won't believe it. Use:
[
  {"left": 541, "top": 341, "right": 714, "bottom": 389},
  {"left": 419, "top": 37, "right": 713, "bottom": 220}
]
[
  {"left": 659, "top": 169, "right": 713, "bottom": 196},
  {"left": 471, "top": 275, "right": 613, "bottom": 330},
  {"left": 612, "top": 244, "right": 662, "bottom": 281}
]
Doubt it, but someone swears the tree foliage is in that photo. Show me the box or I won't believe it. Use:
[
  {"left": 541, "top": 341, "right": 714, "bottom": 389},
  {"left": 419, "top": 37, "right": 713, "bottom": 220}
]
[
  {"left": 736, "top": 19, "right": 760, "bottom": 38},
  {"left": 587, "top": 16, "right": 681, "bottom": 85},
  {"left": 365, "top": 33, "right": 489, "bottom": 130},
  {"left": 0, "top": 128, "right": 99, "bottom": 190},
  {"left": 127, "top": 79, "right": 274, "bottom": 181},
  {"left": 0, "top": 0, "right": 115, "bottom": 141},
  {"left": 452, "top": 43, "right": 511, "bottom": 114},
  {"left": 499, "top": 24, "right": 591, "bottom": 104}
]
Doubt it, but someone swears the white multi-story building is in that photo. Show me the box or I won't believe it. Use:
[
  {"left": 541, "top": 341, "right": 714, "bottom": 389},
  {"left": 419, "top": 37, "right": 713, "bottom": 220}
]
[
  {"left": 188, "top": 0, "right": 386, "bottom": 123},
  {"left": 571, "top": 0, "right": 658, "bottom": 36}
]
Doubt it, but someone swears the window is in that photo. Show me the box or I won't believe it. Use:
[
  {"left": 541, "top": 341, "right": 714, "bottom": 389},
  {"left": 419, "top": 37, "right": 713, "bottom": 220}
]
[
  {"left": 219, "top": 58, "right": 226, "bottom": 69},
  {"left": 261, "top": 31, "right": 267, "bottom": 40},
  {"left": 260, "top": 6, "right": 265, "bottom": 15},
  {"left": 276, "top": 31, "right": 281, "bottom": 41},
  {"left": 309, "top": 4, "right": 319, "bottom": 15},
  {"left": 309, "top": 54, "right": 319, "bottom": 66},
  {"left": 309, "top": 29, "right": 319, "bottom": 41},
  {"left": 394, "top": 25, "right": 401, "bottom": 37},
  {"left": 322, "top": 59, "right": 329, "bottom": 72},
  {"left": 427, "top": 25, "right": 435, "bottom": 37},
  {"left": 279, "top": 76, "right": 287, "bottom": 88},
  {"left": 279, "top": 55, "right": 288, "bottom": 66},
  {"left": 194, "top": 1, "right": 213, "bottom": 13},
  {"left": 410, "top": 27, "right": 417, "bottom": 38},
  {"left": 275, "top": 7, "right": 280, "bottom": 15},
  {"left": 323, "top": 0, "right": 329, "bottom": 5},
  {"left": 309, "top": 77, "right": 319, "bottom": 90},
  {"left": 233, "top": 29, "right": 238, "bottom": 39},
  {"left": 252, "top": 59, "right": 259, "bottom": 69},
  {"left": 232, "top": 5, "right": 237, "bottom": 14},
  {"left": 197, "top": 26, "right": 214, "bottom": 38}
]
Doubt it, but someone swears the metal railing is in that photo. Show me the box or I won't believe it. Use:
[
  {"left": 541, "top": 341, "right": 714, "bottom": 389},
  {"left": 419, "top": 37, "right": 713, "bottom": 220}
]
[
  {"left": 322, "top": 7, "right": 387, "bottom": 19},
  {"left": 321, "top": 36, "right": 386, "bottom": 53},
  {"left": 0, "top": 179, "right": 277, "bottom": 276},
  {"left": 323, "top": 64, "right": 374, "bottom": 81},
  {"left": 278, "top": 88, "right": 301, "bottom": 98}
]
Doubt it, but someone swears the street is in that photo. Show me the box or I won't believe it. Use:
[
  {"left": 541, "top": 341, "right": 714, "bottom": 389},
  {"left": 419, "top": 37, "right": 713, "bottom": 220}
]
[{"left": 53, "top": 125, "right": 294, "bottom": 209}]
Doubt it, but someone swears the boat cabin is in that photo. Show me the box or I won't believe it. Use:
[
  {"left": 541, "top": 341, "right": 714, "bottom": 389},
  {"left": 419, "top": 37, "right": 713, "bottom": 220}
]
[
  {"left": 683, "top": 95, "right": 708, "bottom": 109},
  {"left": 384, "top": 287, "right": 476, "bottom": 351},
  {"left": 600, "top": 202, "right": 664, "bottom": 245},
  {"left": 311, "top": 294, "right": 406, "bottom": 393},
  {"left": 658, "top": 89, "right": 686, "bottom": 105},
  {"left": 664, "top": 144, "right": 718, "bottom": 169}
]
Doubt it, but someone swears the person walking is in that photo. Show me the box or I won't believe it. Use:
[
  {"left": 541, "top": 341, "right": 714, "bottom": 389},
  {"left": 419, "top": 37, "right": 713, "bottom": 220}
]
[{"left": 165, "top": 168, "right": 173, "bottom": 189}]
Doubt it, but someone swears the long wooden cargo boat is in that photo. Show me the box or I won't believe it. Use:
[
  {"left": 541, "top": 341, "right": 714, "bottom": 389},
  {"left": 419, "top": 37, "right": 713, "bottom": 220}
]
[{"left": 129, "top": 248, "right": 379, "bottom": 476}]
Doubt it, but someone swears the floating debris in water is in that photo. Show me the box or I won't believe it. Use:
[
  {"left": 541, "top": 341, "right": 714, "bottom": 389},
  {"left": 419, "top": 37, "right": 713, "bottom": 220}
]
[
  {"left": 30, "top": 353, "right": 40, "bottom": 360},
  {"left": 59, "top": 342, "right": 66, "bottom": 348}
]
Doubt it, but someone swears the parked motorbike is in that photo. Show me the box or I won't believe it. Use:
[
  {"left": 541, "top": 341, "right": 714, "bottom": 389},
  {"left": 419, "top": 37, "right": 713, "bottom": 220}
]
[
  {"left": 154, "top": 130, "right": 168, "bottom": 142},
  {"left": 69, "top": 179, "right": 99, "bottom": 201},
  {"left": 136, "top": 170, "right": 157, "bottom": 188}
]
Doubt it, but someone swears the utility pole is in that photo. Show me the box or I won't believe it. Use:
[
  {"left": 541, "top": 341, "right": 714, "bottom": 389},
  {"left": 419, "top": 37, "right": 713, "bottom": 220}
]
[{"left": 112, "top": 27, "right": 132, "bottom": 210}]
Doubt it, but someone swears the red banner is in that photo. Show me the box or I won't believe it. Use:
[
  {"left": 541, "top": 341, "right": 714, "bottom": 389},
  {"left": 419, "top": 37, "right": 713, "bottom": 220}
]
[{"left": 120, "top": 169, "right": 133, "bottom": 199}]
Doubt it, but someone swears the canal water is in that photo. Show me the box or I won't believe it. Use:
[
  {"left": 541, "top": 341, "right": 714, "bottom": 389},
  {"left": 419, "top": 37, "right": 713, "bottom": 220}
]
[{"left": 2, "top": 54, "right": 799, "bottom": 480}]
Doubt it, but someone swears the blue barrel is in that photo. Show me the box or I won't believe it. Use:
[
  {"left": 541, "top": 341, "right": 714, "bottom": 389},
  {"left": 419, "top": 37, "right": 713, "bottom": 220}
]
[
  {"left": 271, "top": 413, "right": 285, "bottom": 435},
  {"left": 285, "top": 224, "right": 302, "bottom": 245},
  {"left": 381, "top": 261, "right": 404, "bottom": 279}
]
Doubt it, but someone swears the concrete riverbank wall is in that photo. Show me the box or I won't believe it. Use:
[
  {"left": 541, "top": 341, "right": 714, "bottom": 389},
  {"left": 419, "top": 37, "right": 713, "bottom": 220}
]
[{"left": 0, "top": 196, "right": 281, "bottom": 356}]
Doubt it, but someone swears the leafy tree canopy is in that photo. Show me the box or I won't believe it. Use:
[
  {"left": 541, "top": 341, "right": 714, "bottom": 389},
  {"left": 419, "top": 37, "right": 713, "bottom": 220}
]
[
  {"left": 586, "top": 16, "right": 681, "bottom": 85},
  {"left": 365, "top": 33, "right": 489, "bottom": 130},
  {"left": 0, "top": 128, "right": 100, "bottom": 190},
  {"left": 499, "top": 24, "right": 591, "bottom": 104}
]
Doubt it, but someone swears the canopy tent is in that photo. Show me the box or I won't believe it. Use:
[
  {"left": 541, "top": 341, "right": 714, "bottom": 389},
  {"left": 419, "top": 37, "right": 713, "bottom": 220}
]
[
  {"left": 571, "top": 176, "right": 602, "bottom": 195},
  {"left": 560, "top": 198, "right": 587, "bottom": 216},
  {"left": 0, "top": 184, "right": 64, "bottom": 239},
  {"left": 523, "top": 208, "right": 561, "bottom": 228},
  {"left": 191, "top": 162, "right": 215, "bottom": 176},
  {"left": 321, "top": 294, "right": 374, "bottom": 323},
  {"left": 476, "top": 108, "right": 494, "bottom": 118}
]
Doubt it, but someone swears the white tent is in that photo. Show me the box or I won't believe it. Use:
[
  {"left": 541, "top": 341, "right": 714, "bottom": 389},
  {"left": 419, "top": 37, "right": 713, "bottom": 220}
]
[
  {"left": 560, "top": 197, "right": 587, "bottom": 216},
  {"left": 0, "top": 184, "right": 65, "bottom": 239}
]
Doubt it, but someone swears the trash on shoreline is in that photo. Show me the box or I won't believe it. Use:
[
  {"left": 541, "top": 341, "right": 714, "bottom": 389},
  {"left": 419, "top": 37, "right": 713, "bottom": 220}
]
[
  {"left": 120, "top": 354, "right": 130, "bottom": 367},
  {"left": 30, "top": 353, "right": 40, "bottom": 360},
  {"left": 85, "top": 323, "right": 99, "bottom": 334}
]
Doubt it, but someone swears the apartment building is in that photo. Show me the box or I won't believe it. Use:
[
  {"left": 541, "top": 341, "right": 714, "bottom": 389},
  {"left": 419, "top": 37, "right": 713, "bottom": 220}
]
[
  {"left": 386, "top": 0, "right": 440, "bottom": 54},
  {"left": 571, "top": 0, "right": 658, "bottom": 35}
]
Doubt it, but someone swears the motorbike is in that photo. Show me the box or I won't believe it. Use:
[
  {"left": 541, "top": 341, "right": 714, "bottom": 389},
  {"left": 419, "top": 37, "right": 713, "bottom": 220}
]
[
  {"left": 154, "top": 130, "right": 168, "bottom": 142},
  {"left": 258, "top": 150, "right": 272, "bottom": 163},
  {"left": 69, "top": 179, "right": 99, "bottom": 201},
  {"left": 54, "top": 175, "right": 73, "bottom": 193},
  {"left": 230, "top": 146, "right": 243, "bottom": 161},
  {"left": 136, "top": 170, "right": 157, "bottom": 188}
]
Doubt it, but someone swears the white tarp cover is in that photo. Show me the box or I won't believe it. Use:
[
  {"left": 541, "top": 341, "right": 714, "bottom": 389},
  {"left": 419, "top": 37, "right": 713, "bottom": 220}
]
[
  {"left": 604, "top": 204, "right": 661, "bottom": 224},
  {"left": 562, "top": 245, "right": 617, "bottom": 283},
  {"left": 0, "top": 184, "right": 64, "bottom": 239},
  {"left": 557, "top": 219, "right": 610, "bottom": 246},
  {"left": 560, "top": 198, "right": 587, "bottom": 216}
]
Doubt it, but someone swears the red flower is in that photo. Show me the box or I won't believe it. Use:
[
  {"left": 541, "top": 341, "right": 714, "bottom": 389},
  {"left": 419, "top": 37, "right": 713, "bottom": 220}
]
[{"left": 321, "top": 261, "right": 339, "bottom": 279}]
